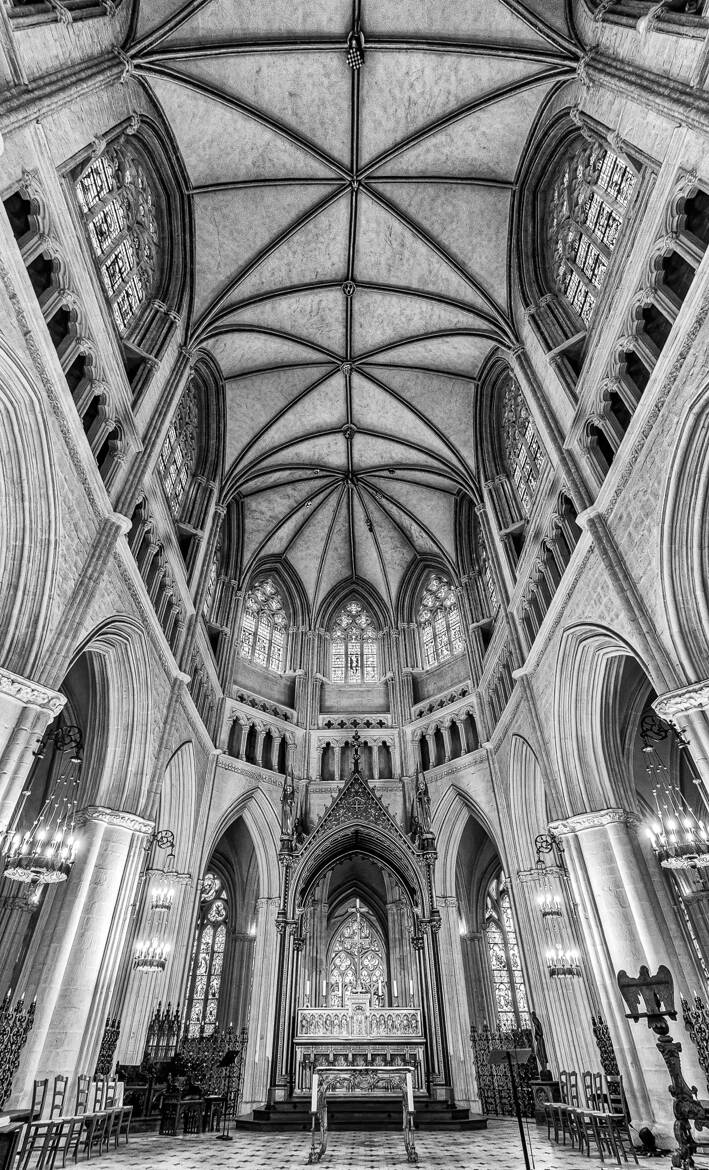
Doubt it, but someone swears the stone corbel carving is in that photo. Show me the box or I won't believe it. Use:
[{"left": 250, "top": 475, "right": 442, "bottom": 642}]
[{"left": 653, "top": 680, "right": 709, "bottom": 720}]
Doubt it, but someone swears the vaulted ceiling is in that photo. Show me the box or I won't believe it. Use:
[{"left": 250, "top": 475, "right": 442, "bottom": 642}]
[{"left": 130, "top": 0, "right": 578, "bottom": 616}]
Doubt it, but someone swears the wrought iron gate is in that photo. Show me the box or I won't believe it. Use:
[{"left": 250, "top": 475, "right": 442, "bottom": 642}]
[{"left": 470, "top": 1024, "right": 538, "bottom": 1117}]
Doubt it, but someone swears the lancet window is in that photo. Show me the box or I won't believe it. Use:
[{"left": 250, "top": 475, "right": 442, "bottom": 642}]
[
  {"left": 203, "top": 550, "right": 219, "bottom": 621},
  {"left": 418, "top": 573, "right": 464, "bottom": 669},
  {"left": 186, "top": 872, "right": 228, "bottom": 1038},
  {"left": 330, "top": 601, "right": 378, "bottom": 685},
  {"left": 328, "top": 903, "right": 386, "bottom": 1007},
  {"left": 76, "top": 146, "right": 159, "bottom": 335},
  {"left": 485, "top": 872, "right": 529, "bottom": 1030},
  {"left": 548, "top": 142, "right": 636, "bottom": 325},
  {"left": 239, "top": 579, "right": 288, "bottom": 673},
  {"left": 158, "top": 383, "right": 198, "bottom": 518},
  {"left": 476, "top": 530, "right": 499, "bottom": 617},
  {"left": 502, "top": 376, "right": 545, "bottom": 516}
]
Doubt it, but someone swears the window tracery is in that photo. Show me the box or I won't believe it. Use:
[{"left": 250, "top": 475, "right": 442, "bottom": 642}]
[
  {"left": 239, "top": 579, "right": 288, "bottom": 673},
  {"left": 76, "top": 146, "right": 159, "bottom": 335},
  {"left": 417, "top": 573, "right": 464, "bottom": 669},
  {"left": 158, "top": 383, "right": 198, "bottom": 518},
  {"left": 330, "top": 601, "right": 378, "bottom": 685},
  {"left": 476, "top": 531, "right": 498, "bottom": 617},
  {"left": 186, "top": 872, "right": 227, "bottom": 1038},
  {"left": 547, "top": 142, "right": 636, "bottom": 325},
  {"left": 502, "top": 376, "right": 545, "bottom": 516},
  {"left": 485, "top": 872, "right": 529, "bottom": 1030},
  {"left": 328, "top": 905, "right": 386, "bottom": 1007}
]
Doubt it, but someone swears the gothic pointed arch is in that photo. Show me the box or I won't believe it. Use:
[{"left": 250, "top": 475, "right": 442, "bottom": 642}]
[{"left": 0, "top": 338, "right": 61, "bottom": 677}]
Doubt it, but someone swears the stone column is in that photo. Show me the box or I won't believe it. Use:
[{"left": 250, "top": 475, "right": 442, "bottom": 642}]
[
  {"left": 252, "top": 726, "right": 265, "bottom": 766},
  {"left": 371, "top": 740, "right": 380, "bottom": 781},
  {"left": 441, "top": 724, "right": 453, "bottom": 763},
  {"left": 241, "top": 895, "right": 280, "bottom": 1111},
  {"left": 10, "top": 806, "right": 152, "bottom": 1108},
  {"left": 425, "top": 732, "right": 436, "bottom": 769},
  {"left": 514, "top": 867, "right": 597, "bottom": 1076},
  {"left": 228, "top": 930, "right": 256, "bottom": 1031},
  {"left": 436, "top": 896, "right": 480, "bottom": 1109},
  {"left": 117, "top": 871, "right": 194, "bottom": 1065},
  {"left": 550, "top": 809, "right": 706, "bottom": 1141},
  {"left": 0, "top": 668, "right": 65, "bottom": 833},
  {"left": 454, "top": 716, "right": 470, "bottom": 754},
  {"left": 460, "top": 931, "right": 495, "bottom": 1028},
  {"left": 334, "top": 743, "right": 341, "bottom": 783}
]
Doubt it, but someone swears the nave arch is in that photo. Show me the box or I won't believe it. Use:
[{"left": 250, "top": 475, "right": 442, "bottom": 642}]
[
  {"left": 0, "top": 337, "right": 61, "bottom": 678},
  {"left": 660, "top": 379, "right": 709, "bottom": 679}
]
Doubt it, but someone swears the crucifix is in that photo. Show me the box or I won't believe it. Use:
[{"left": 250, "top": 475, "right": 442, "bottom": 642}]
[{"left": 352, "top": 897, "right": 369, "bottom": 991}]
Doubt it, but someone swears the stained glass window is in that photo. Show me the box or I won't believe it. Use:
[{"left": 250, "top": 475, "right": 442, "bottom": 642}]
[
  {"left": 239, "top": 578, "right": 288, "bottom": 673},
  {"left": 186, "top": 872, "right": 228, "bottom": 1038},
  {"left": 330, "top": 601, "right": 378, "bottom": 685},
  {"left": 548, "top": 143, "right": 635, "bottom": 326},
  {"left": 158, "top": 383, "right": 198, "bottom": 518},
  {"left": 501, "top": 376, "right": 545, "bottom": 517},
  {"left": 485, "top": 872, "right": 529, "bottom": 1030},
  {"left": 418, "top": 573, "right": 464, "bottom": 669},
  {"left": 328, "top": 903, "right": 386, "bottom": 1007},
  {"left": 76, "top": 148, "right": 159, "bottom": 334}
]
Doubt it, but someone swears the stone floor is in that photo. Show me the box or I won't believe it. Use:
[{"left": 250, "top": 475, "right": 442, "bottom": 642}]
[{"left": 81, "top": 1119, "right": 649, "bottom": 1169}]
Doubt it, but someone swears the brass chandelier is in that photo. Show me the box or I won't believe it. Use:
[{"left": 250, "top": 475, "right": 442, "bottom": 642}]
[{"left": 1, "top": 724, "right": 83, "bottom": 886}]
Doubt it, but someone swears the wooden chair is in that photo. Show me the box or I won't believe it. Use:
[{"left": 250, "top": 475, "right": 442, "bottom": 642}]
[
  {"left": 117, "top": 1105, "right": 132, "bottom": 1145},
  {"left": 82, "top": 1113, "right": 108, "bottom": 1161},
  {"left": 49, "top": 1078, "right": 67, "bottom": 1120},
  {"left": 90, "top": 1079, "right": 105, "bottom": 1114},
  {"left": 549, "top": 1070, "right": 572, "bottom": 1145},
  {"left": 604, "top": 1074, "right": 638, "bottom": 1164},
  {"left": 16, "top": 1120, "right": 63, "bottom": 1170},
  {"left": 73, "top": 1077, "right": 90, "bottom": 1117},
  {"left": 30, "top": 1080, "right": 48, "bottom": 1122},
  {"left": 103, "top": 1080, "right": 117, "bottom": 1108},
  {"left": 54, "top": 1117, "right": 87, "bottom": 1168}
]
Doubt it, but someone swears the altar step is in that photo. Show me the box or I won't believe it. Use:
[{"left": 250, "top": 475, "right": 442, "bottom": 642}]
[{"left": 235, "top": 1097, "right": 487, "bottom": 1132}]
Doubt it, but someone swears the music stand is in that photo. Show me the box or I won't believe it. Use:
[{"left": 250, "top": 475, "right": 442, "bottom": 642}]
[{"left": 216, "top": 1050, "right": 237, "bottom": 1141}]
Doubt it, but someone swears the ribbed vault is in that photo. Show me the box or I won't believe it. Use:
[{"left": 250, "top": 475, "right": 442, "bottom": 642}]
[{"left": 130, "top": 0, "right": 578, "bottom": 614}]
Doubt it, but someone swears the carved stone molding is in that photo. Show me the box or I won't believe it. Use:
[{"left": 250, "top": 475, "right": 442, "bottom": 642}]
[
  {"left": 653, "top": 681, "right": 709, "bottom": 720},
  {"left": 78, "top": 805, "right": 154, "bottom": 835},
  {"left": 548, "top": 808, "right": 635, "bottom": 836},
  {"left": 0, "top": 668, "right": 65, "bottom": 716}
]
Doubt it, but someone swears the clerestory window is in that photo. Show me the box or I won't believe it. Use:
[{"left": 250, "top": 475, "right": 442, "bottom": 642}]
[
  {"left": 158, "top": 383, "right": 198, "bottom": 518},
  {"left": 330, "top": 601, "right": 379, "bottom": 685},
  {"left": 186, "top": 872, "right": 227, "bottom": 1038},
  {"left": 76, "top": 146, "right": 159, "bottom": 335},
  {"left": 501, "top": 375, "right": 545, "bottom": 517},
  {"left": 239, "top": 579, "right": 288, "bottom": 673},
  {"left": 548, "top": 144, "right": 636, "bottom": 326},
  {"left": 418, "top": 573, "right": 464, "bottom": 669}
]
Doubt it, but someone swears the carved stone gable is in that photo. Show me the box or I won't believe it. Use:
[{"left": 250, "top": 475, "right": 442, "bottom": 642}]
[{"left": 302, "top": 770, "right": 415, "bottom": 857}]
